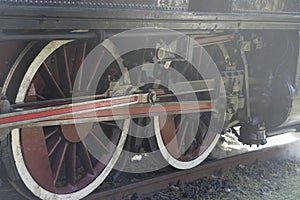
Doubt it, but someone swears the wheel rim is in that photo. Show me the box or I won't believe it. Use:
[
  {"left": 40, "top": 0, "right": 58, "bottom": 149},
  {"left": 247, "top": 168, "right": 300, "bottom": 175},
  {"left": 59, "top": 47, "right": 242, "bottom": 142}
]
[
  {"left": 6, "top": 40, "right": 129, "bottom": 199},
  {"left": 153, "top": 43, "right": 226, "bottom": 170},
  {"left": 154, "top": 114, "right": 220, "bottom": 169}
]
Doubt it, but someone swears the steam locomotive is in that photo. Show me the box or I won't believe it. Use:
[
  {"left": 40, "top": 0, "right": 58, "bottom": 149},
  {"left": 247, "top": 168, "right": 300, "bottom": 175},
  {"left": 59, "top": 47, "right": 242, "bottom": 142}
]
[{"left": 0, "top": 0, "right": 299, "bottom": 199}]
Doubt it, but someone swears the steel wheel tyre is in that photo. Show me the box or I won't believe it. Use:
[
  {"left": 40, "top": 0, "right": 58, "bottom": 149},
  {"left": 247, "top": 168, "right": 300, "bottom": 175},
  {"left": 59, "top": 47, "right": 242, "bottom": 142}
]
[
  {"left": 2, "top": 40, "right": 128, "bottom": 199},
  {"left": 153, "top": 43, "right": 225, "bottom": 170},
  {"left": 154, "top": 113, "right": 220, "bottom": 169}
]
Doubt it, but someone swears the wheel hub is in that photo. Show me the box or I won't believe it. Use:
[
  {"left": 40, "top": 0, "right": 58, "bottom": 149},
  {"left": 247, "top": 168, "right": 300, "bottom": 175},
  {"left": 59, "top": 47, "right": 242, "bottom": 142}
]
[{"left": 61, "top": 124, "right": 91, "bottom": 143}]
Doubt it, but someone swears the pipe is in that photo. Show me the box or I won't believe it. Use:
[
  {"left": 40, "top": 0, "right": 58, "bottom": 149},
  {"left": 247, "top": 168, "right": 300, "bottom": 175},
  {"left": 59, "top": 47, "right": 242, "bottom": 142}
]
[
  {"left": 241, "top": 50, "right": 251, "bottom": 121},
  {"left": 0, "top": 31, "right": 99, "bottom": 41}
]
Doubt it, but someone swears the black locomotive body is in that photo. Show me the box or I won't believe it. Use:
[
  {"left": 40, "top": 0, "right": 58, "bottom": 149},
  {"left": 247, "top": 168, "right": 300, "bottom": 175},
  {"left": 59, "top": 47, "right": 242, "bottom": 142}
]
[{"left": 0, "top": 0, "right": 299, "bottom": 199}]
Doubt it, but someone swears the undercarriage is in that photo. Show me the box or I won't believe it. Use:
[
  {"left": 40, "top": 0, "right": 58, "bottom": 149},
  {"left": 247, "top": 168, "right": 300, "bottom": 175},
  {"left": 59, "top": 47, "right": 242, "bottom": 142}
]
[{"left": 0, "top": 1, "right": 299, "bottom": 199}]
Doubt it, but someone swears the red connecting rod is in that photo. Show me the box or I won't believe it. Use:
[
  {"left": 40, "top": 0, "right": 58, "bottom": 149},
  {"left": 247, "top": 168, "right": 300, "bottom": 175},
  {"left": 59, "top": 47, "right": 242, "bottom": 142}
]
[{"left": 0, "top": 93, "right": 214, "bottom": 130}]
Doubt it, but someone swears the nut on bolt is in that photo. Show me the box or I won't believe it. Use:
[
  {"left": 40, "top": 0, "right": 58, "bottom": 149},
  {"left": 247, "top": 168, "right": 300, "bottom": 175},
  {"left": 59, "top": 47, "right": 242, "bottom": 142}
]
[
  {"left": 156, "top": 48, "right": 166, "bottom": 60},
  {"left": 147, "top": 91, "right": 157, "bottom": 103}
]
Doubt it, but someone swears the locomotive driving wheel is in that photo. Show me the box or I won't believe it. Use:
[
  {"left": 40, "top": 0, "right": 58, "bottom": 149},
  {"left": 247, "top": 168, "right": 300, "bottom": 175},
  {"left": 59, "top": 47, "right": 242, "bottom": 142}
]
[
  {"left": 2, "top": 39, "right": 129, "bottom": 199},
  {"left": 153, "top": 44, "right": 226, "bottom": 170},
  {"left": 154, "top": 112, "right": 218, "bottom": 169}
]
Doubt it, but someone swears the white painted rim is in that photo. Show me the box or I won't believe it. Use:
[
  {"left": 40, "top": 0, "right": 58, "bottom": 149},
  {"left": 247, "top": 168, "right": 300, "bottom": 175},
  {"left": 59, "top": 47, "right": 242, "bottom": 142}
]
[
  {"left": 10, "top": 40, "right": 128, "bottom": 199},
  {"left": 154, "top": 116, "right": 220, "bottom": 170}
]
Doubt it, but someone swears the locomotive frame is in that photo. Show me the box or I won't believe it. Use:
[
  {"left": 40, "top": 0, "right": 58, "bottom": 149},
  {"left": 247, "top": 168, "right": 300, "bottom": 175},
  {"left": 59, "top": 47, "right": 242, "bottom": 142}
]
[{"left": 0, "top": 0, "right": 300, "bottom": 199}]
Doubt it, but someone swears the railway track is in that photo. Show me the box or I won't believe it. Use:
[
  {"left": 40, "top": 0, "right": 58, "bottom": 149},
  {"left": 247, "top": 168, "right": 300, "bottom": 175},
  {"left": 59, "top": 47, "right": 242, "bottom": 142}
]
[
  {"left": 0, "top": 132, "right": 299, "bottom": 199},
  {"left": 85, "top": 133, "right": 300, "bottom": 200}
]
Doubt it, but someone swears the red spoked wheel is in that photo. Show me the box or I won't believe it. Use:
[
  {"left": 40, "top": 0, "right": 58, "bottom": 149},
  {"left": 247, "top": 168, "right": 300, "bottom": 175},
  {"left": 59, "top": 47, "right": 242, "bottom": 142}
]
[
  {"left": 2, "top": 40, "right": 129, "bottom": 199},
  {"left": 153, "top": 44, "right": 225, "bottom": 169},
  {"left": 154, "top": 113, "right": 219, "bottom": 169}
]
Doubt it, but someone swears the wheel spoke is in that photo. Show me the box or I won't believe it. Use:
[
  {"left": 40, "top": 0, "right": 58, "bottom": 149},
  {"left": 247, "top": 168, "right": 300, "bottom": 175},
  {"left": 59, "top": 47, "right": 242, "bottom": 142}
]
[
  {"left": 177, "top": 118, "right": 189, "bottom": 155},
  {"left": 74, "top": 42, "right": 87, "bottom": 91},
  {"left": 66, "top": 143, "right": 77, "bottom": 186},
  {"left": 45, "top": 127, "right": 60, "bottom": 140},
  {"left": 100, "top": 121, "right": 119, "bottom": 127},
  {"left": 89, "top": 131, "right": 110, "bottom": 154},
  {"left": 52, "top": 142, "right": 68, "bottom": 185},
  {"left": 63, "top": 45, "right": 73, "bottom": 94},
  {"left": 47, "top": 136, "right": 62, "bottom": 157},
  {"left": 77, "top": 142, "right": 94, "bottom": 175},
  {"left": 187, "top": 121, "right": 196, "bottom": 156},
  {"left": 197, "top": 122, "right": 204, "bottom": 145},
  {"left": 86, "top": 50, "right": 105, "bottom": 91},
  {"left": 36, "top": 93, "right": 47, "bottom": 100},
  {"left": 41, "top": 62, "right": 66, "bottom": 98},
  {"left": 175, "top": 116, "right": 183, "bottom": 132}
]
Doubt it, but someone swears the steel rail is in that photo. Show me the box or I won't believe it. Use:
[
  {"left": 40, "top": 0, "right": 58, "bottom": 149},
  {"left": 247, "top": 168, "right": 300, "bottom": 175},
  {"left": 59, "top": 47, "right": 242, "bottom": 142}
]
[{"left": 85, "top": 138, "right": 300, "bottom": 200}]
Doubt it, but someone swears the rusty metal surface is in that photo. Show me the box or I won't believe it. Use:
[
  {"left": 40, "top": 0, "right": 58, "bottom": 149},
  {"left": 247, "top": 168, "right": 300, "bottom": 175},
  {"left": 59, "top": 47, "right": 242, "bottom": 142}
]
[{"left": 85, "top": 138, "right": 300, "bottom": 200}]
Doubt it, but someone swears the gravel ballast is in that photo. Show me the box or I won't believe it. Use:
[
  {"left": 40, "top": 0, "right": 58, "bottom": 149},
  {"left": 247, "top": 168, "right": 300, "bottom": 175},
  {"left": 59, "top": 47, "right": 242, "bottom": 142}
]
[{"left": 139, "top": 158, "right": 300, "bottom": 200}]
